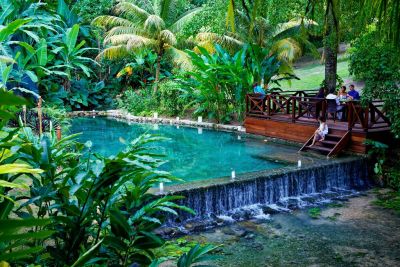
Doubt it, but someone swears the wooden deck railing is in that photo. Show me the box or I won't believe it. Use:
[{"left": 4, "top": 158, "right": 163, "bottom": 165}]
[{"left": 246, "top": 92, "right": 390, "bottom": 132}]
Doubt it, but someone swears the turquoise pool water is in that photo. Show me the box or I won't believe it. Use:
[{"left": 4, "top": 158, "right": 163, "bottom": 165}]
[{"left": 70, "top": 117, "right": 291, "bottom": 182}]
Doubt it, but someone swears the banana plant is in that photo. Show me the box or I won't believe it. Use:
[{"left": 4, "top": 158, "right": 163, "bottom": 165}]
[{"left": 51, "top": 24, "right": 98, "bottom": 90}]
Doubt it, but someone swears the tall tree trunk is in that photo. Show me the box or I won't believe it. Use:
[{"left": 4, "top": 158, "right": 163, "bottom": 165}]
[
  {"left": 153, "top": 53, "right": 162, "bottom": 94},
  {"left": 324, "top": 0, "right": 340, "bottom": 93}
]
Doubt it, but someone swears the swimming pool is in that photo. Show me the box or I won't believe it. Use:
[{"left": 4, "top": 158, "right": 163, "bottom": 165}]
[{"left": 70, "top": 117, "right": 296, "bottom": 183}]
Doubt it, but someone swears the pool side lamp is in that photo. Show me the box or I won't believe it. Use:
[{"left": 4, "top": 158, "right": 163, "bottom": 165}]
[
  {"left": 231, "top": 170, "right": 236, "bottom": 179},
  {"left": 198, "top": 116, "right": 202, "bottom": 123},
  {"left": 176, "top": 116, "right": 180, "bottom": 121},
  {"left": 153, "top": 112, "right": 158, "bottom": 119},
  {"left": 92, "top": 110, "right": 95, "bottom": 118},
  {"left": 159, "top": 182, "right": 164, "bottom": 193},
  {"left": 298, "top": 159, "right": 302, "bottom": 168}
]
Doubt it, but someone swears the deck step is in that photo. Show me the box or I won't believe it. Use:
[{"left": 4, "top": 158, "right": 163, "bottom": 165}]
[
  {"left": 325, "top": 134, "right": 342, "bottom": 140},
  {"left": 306, "top": 145, "right": 332, "bottom": 153},
  {"left": 320, "top": 140, "right": 338, "bottom": 146}
]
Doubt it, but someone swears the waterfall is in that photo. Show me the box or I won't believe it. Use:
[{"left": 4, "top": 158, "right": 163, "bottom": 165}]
[{"left": 168, "top": 157, "right": 369, "bottom": 222}]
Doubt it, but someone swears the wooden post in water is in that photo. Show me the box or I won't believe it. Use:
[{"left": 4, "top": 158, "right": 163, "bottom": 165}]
[
  {"left": 56, "top": 125, "right": 62, "bottom": 140},
  {"left": 22, "top": 105, "right": 27, "bottom": 126},
  {"left": 37, "top": 96, "right": 42, "bottom": 136}
]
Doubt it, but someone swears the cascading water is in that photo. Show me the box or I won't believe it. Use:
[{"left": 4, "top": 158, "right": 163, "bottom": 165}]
[{"left": 166, "top": 157, "right": 369, "bottom": 225}]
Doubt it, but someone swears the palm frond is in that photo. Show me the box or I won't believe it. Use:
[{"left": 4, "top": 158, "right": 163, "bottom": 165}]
[
  {"left": 196, "top": 32, "right": 243, "bottom": 51},
  {"left": 160, "top": 30, "right": 176, "bottom": 46},
  {"left": 144, "top": 15, "right": 165, "bottom": 35},
  {"left": 105, "top": 26, "right": 140, "bottom": 40},
  {"left": 159, "top": 0, "right": 175, "bottom": 22},
  {"left": 169, "top": 7, "right": 203, "bottom": 33},
  {"left": 92, "top": 15, "right": 135, "bottom": 30},
  {"left": 272, "top": 38, "right": 302, "bottom": 62},
  {"left": 126, "top": 36, "right": 157, "bottom": 50},
  {"left": 165, "top": 46, "right": 193, "bottom": 70},
  {"left": 104, "top": 33, "right": 142, "bottom": 45},
  {"left": 96, "top": 45, "right": 131, "bottom": 60},
  {"left": 114, "top": 1, "right": 150, "bottom": 23}
]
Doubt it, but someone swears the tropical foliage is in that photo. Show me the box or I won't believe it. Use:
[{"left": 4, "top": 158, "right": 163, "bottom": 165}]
[
  {"left": 92, "top": 0, "right": 203, "bottom": 92},
  {"left": 0, "top": 91, "right": 217, "bottom": 266},
  {"left": 179, "top": 44, "right": 296, "bottom": 123},
  {"left": 349, "top": 28, "right": 400, "bottom": 137}
]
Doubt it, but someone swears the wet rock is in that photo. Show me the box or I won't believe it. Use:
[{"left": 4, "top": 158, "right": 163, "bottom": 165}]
[
  {"left": 287, "top": 198, "right": 300, "bottom": 210},
  {"left": 210, "top": 213, "right": 225, "bottom": 224},
  {"left": 301, "top": 196, "right": 320, "bottom": 204},
  {"left": 245, "top": 233, "right": 256, "bottom": 239},
  {"left": 222, "top": 226, "right": 248, "bottom": 237},
  {"left": 154, "top": 226, "right": 183, "bottom": 238},
  {"left": 262, "top": 206, "right": 280, "bottom": 215},
  {"left": 184, "top": 220, "right": 212, "bottom": 232}
]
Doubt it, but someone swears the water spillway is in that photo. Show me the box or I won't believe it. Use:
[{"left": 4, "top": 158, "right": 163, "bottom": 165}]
[{"left": 168, "top": 157, "right": 369, "bottom": 222}]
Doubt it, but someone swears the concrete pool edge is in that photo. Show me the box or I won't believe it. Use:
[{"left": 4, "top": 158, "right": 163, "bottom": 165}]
[
  {"left": 155, "top": 155, "right": 369, "bottom": 194},
  {"left": 162, "top": 156, "right": 370, "bottom": 221},
  {"left": 69, "top": 109, "right": 245, "bottom": 132}
]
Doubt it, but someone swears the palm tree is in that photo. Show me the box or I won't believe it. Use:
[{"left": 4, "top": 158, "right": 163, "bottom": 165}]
[
  {"left": 304, "top": 0, "right": 341, "bottom": 93},
  {"left": 199, "top": 1, "right": 317, "bottom": 67},
  {"left": 92, "top": 0, "right": 202, "bottom": 92}
]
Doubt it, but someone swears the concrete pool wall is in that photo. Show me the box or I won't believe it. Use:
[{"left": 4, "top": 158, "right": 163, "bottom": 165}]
[{"left": 164, "top": 156, "right": 369, "bottom": 221}]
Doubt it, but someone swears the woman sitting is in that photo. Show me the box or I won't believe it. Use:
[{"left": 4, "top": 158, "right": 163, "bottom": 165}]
[
  {"left": 311, "top": 116, "right": 328, "bottom": 146},
  {"left": 338, "top": 86, "right": 347, "bottom": 100}
]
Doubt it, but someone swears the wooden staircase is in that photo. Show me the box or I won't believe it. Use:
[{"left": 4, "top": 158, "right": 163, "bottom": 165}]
[{"left": 299, "top": 129, "right": 351, "bottom": 157}]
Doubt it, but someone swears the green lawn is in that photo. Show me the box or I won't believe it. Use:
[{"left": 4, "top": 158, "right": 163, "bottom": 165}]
[{"left": 280, "top": 60, "right": 351, "bottom": 91}]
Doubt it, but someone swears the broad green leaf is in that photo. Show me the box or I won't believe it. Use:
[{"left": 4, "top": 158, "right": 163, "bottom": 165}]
[
  {"left": 37, "top": 38, "right": 47, "bottom": 66},
  {"left": 0, "top": 164, "right": 43, "bottom": 175},
  {"left": 66, "top": 24, "right": 80, "bottom": 53},
  {"left": 0, "top": 18, "right": 31, "bottom": 42}
]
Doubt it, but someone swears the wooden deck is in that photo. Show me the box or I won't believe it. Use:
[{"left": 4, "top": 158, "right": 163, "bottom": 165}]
[{"left": 244, "top": 91, "right": 392, "bottom": 155}]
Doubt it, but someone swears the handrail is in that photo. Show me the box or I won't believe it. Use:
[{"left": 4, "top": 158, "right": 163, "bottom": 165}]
[{"left": 245, "top": 93, "right": 391, "bottom": 132}]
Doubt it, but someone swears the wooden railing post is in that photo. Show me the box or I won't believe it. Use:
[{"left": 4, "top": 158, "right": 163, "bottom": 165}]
[
  {"left": 291, "top": 97, "right": 296, "bottom": 123},
  {"left": 267, "top": 95, "right": 271, "bottom": 116},
  {"left": 369, "top": 103, "right": 375, "bottom": 125},
  {"left": 364, "top": 106, "right": 369, "bottom": 131},
  {"left": 347, "top": 102, "right": 354, "bottom": 129}
]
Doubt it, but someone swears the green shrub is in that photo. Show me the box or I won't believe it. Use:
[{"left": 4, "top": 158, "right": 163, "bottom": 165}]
[
  {"left": 156, "top": 80, "right": 186, "bottom": 116},
  {"left": 118, "top": 80, "right": 186, "bottom": 117},
  {"left": 117, "top": 88, "right": 155, "bottom": 116},
  {"left": 349, "top": 27, "right": 400, "bottom": 136}
]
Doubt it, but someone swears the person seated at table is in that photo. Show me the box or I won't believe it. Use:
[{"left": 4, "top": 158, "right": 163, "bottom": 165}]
[
  {"left": 338, "top": 86, "right": 347, "bottom": 100},
  {"left": 316, "top": 87, "right": 326, "bottom": 98},
  {"left": 311, "top": 116, "right": 328, "bottom": 146},
  {"left": 326, "top": 92, "right": 344, "bottom": 120},
  {"left": 347, "top": 84, "right": 360, "bottom": 100},
  {"left": 253, "top": 82, "right": 265, "bottom": 95}
]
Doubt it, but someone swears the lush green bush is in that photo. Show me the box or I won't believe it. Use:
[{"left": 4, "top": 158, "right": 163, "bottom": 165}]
[
  {"left": 179, "top": 44, "right": 296, "bottom": 123},
  {"left": 349, "top": 28, "right": 400, "bottom": 137},
  {"left": 117, "top": 88, "right": 154, "bottom": 116},
  {"left": 117, "top": 80, "right": 186, "bottom": 117},
  {"left": 157, "top": 80, "right": 187, "bottom": 116}
]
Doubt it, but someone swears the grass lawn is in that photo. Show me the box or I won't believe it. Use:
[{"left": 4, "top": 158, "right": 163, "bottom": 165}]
[{"left": 280, "top": 60, "right": 351, "bottom": 91}]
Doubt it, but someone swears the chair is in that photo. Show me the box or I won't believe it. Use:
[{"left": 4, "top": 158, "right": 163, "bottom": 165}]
[{"left": 326, "top": 99, "right": 339, "bottom": 122}]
